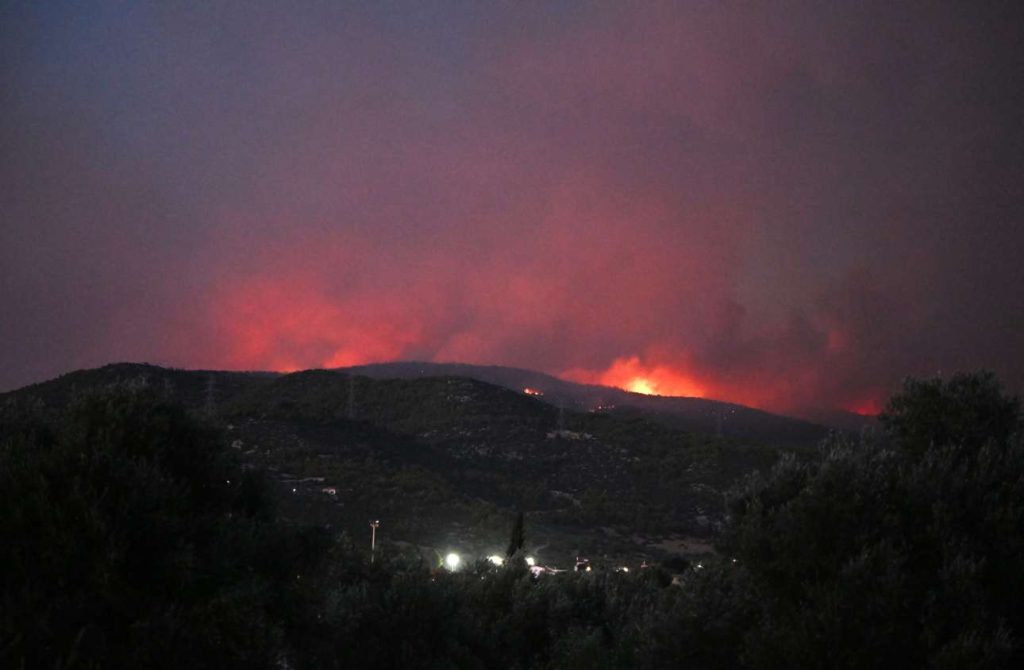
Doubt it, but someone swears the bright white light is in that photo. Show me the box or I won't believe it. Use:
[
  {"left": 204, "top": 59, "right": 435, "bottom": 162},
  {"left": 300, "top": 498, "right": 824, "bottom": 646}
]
[
  {"left": 445, "top": 553, "right": 461, "bottom": 571},
  {"left": 488, "top": 555, "right": 504, "bottom": 566},
  {"left": 525, "top": 556, "right": 536, "bottom": 567}
]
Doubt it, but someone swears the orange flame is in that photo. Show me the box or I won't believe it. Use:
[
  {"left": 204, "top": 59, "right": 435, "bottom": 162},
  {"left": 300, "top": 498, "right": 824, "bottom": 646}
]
[{"left": 565, "top": 356, "right": 706, "bottom": 398}]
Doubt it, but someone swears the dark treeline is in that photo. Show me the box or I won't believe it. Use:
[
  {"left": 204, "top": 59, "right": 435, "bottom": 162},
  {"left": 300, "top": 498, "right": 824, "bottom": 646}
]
[{"left": 2, "top": 372, "right": 1022, "bottom": 668}]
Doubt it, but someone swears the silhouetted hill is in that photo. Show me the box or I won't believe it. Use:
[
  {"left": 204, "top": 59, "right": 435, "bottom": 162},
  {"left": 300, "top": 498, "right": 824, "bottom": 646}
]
[
  {"left": 344, "top": 361, "right": 832, "bottom": 445},
  {"left": 797, "top": 407, "right": 880, "bottom": 434},
  {"left": 1, "top": 363, "right": 815, "bottom": 567},
  {"left": 6, "top": 368, "right": 1020, "bottom": 669},
  {"left": 1, "top": 362, "right": 277, "bottom": 411}
]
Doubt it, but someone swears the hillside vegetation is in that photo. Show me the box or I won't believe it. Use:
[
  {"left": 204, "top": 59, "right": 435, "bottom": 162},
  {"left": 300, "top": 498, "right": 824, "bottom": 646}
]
[
  {"left": 3, "top": 368, "right": 1020, "bottom": 668},
  {"left": 3, "top": 364, "right": 789, "bottom": 563}
]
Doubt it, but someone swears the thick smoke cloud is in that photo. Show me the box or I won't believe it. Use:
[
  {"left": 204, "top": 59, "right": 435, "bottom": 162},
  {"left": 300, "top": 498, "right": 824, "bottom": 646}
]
[{"left": 3, "top": 1, "right": 1023, "bottom": 414}]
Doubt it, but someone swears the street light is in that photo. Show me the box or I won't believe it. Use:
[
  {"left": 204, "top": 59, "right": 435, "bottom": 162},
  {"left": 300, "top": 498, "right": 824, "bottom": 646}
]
[
  {"left": 369, "top": 520, "right": 380, "bottom": 563},
  {"left": 488, "top": 555, "right": 504, "bottom": 566},
  {"left": 445, "top": 552, "right": 461, "bottom": 571}
]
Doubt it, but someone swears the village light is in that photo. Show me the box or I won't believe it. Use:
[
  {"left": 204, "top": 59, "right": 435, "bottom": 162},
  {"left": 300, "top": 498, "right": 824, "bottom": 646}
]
[
  {"left": 525, "top": 556, "right": 536, "bottom": 567},
  {"left": 445, "top": 552, "right": 461, "bottom": 571},
  {"left": 488, "top": 555, "right": 504, "bottom": 566}
]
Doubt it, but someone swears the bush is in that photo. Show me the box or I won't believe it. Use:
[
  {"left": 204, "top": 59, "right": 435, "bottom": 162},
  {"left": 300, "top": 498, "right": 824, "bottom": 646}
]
[
  {"left": 719, "top": 371, "right": 1024, "bottom": 667},
  {"left": 0, "top": 386, "right": 285, "bottom": 669}
]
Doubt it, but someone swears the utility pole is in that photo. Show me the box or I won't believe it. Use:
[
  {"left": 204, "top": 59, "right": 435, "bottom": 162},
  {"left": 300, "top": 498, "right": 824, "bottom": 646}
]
[{"left": 369, "top": 519, "right": 380, "bottom": 563}]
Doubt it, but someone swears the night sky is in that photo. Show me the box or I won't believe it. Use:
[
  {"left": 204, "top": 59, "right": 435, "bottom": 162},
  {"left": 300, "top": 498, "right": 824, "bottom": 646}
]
[{"left": 3, "top": 1, "right": 1023, "bottom": 415}]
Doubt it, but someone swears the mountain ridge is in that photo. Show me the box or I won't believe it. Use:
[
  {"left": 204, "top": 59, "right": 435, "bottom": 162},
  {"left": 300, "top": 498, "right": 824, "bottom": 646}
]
[
  {"left": 2, "top": 360, "right": 873, "bottom": 445},
  {"left": 341, "top": 360, "right": 852, "bottom": 444},
  {"left": 0, "top": 361, "right": 814, "bottom": 564}
]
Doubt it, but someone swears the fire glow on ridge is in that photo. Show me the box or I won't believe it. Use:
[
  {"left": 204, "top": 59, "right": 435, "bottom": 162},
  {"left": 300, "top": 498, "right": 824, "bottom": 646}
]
[
  {"left": 566, "top": 356, "right": 706, "bottom": 399},
  {"left": 626, "top": 378, "right": 656, "bottom": 395}
]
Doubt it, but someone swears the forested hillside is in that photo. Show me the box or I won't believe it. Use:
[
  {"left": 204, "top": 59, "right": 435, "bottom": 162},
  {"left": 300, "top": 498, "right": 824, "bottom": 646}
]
[
  {"left": 3, "top": 364, "right": 790, "bottom": 564},
  {"left": 2, "top": 370, "right": 1021, "bottom": 668}
]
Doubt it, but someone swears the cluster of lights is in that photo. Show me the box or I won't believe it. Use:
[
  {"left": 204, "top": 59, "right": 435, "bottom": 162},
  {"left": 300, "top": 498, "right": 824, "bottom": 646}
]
[
  {"left": 441, "top": 553, "right": 540, "bottom": 571},
  {"left": 436, "top": 552, "right": 678, "bottom": 576}
]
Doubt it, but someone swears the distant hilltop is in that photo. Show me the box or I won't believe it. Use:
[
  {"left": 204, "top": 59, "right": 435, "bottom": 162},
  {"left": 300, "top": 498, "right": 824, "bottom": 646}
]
[
  {"left": 340, "top": 361, "right": 872, "bottom": 445},
  {"left": 2, "top": 360, "right": 875, "bottom": 445}
]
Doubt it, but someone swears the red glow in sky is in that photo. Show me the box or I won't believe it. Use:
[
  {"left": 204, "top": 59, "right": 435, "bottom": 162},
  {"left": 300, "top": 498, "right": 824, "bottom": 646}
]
[
  {"left": 177, "top": 232, "right": 896, "bottom": 416},
  {"left": 846, "top": 397, "right": 884, "bottom": 417},
  {"left": 203, "top": 272, "right": 424, "bottom": 373},
  {"left": 4, "top": 2, "right": 1023, "bottom": 415}
]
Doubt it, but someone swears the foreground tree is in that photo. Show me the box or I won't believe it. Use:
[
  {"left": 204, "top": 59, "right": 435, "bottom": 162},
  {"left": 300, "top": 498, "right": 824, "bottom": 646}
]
[
  {"left": 720, "top": 371, "right": 1023, "bottom": 668},
  {"left": 880, "top": 370, "right": 1020, "bottom": 457},
  {"left": 0, "top": 386, "right": 298, "bottom": 669},
  {"left": 3, "top": 371, "right": 1021, "bottom": 668},
  {"left": 506, "top": 510, "right": 526, "bottom": 561}
]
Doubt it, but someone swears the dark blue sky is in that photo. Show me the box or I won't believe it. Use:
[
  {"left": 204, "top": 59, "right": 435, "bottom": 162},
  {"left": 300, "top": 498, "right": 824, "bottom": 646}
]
[{"left": 2, "top": 1, "right": 1023, "bottom": 413}]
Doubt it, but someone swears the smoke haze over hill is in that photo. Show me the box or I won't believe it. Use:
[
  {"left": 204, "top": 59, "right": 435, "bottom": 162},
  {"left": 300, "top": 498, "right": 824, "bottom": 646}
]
[{"left": 3, "top": 1, "right": 1023, "bottom": 413}]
